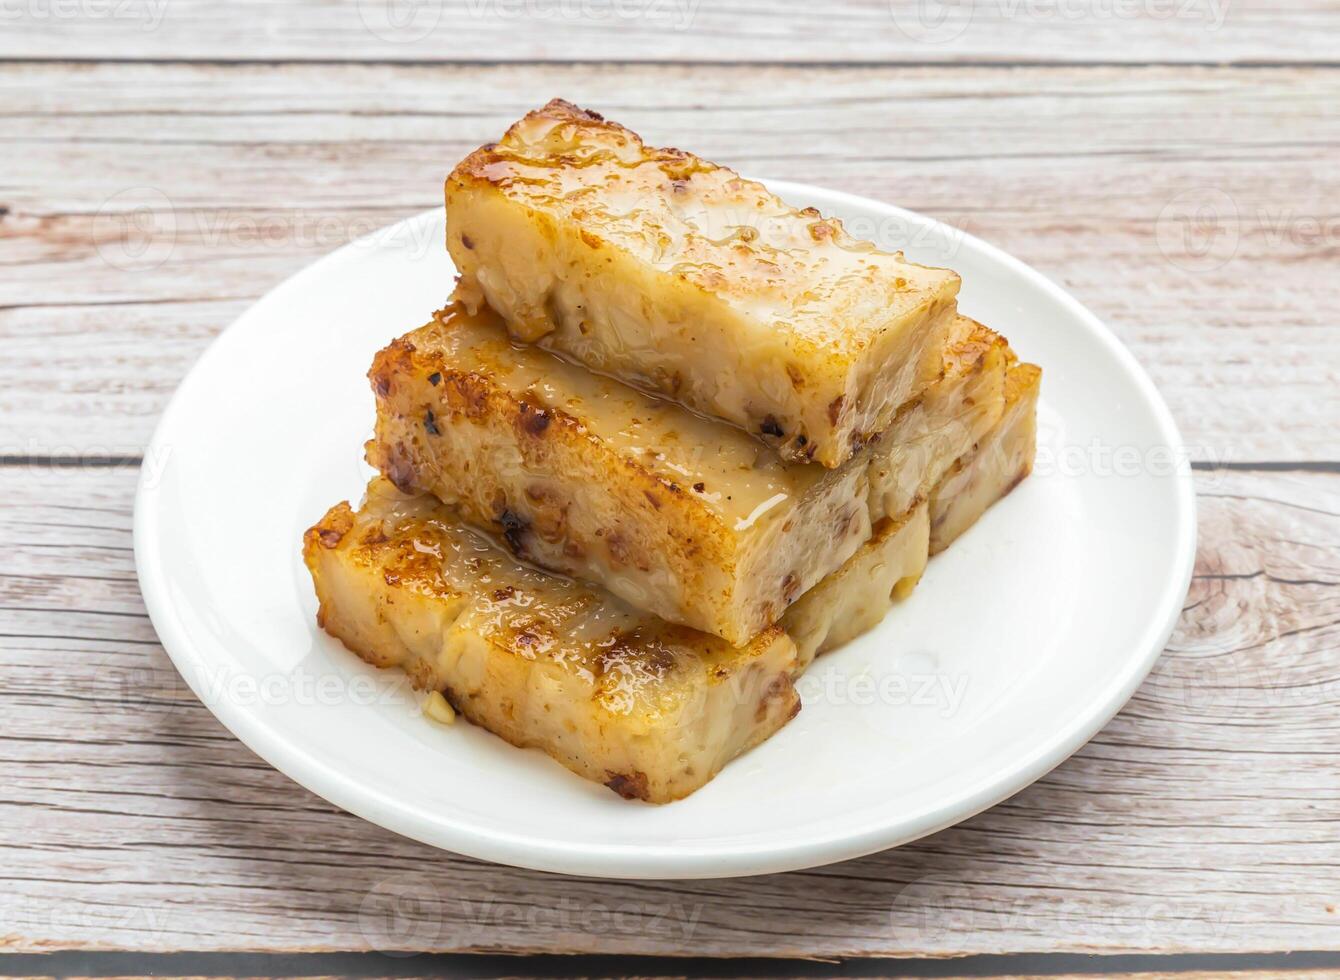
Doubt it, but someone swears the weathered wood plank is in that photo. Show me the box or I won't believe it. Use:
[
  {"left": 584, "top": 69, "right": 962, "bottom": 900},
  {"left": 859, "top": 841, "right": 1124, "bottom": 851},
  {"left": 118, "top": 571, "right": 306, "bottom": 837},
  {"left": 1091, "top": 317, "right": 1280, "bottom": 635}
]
[
  {"left": 1, "top": 463, "right": 1336, "bottom": 956},
  {"left": 2, "top": 63, "right": 1337, "bottom": 464},
  {"left": 1, "top": 0, "right": 1336, "bottom": 64}
]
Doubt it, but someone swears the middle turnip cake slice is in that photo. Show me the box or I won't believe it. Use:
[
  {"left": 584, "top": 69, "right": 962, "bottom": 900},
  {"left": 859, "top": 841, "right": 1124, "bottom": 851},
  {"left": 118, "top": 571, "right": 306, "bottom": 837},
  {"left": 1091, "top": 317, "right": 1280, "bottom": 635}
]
[
  {"left": 368, "top": 301, "right": 1006, "bottom": 646},
  {"left": 446, "top": 99, "right": 960, "bottom": 469}
]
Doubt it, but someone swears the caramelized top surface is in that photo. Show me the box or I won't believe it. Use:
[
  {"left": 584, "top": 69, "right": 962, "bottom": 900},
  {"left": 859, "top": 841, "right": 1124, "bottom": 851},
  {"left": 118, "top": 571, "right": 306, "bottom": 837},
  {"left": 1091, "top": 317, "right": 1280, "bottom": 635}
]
[{"left": 449, "top": 99, "right": 960, "bottom": 357}]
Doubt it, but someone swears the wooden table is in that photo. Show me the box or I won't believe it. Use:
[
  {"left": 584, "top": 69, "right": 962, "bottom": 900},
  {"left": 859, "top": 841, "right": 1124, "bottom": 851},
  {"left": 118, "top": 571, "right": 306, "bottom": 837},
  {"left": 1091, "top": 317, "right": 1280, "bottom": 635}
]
[{"left": 3, "top": 2, "right": 1338, "bottom": 972}]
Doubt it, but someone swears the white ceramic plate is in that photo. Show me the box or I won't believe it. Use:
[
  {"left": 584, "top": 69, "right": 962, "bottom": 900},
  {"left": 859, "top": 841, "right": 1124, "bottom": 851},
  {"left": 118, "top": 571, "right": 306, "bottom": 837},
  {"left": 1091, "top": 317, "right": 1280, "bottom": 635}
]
[{"left": 134, "top": 181, "right": 1195, "bottom": 879}]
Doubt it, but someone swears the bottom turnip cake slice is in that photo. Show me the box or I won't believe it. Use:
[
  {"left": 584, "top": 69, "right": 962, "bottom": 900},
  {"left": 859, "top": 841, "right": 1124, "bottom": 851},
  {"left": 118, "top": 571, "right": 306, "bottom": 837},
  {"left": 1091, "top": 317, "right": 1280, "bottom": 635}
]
[
  {"left": 304, "top": 477, "right": 801, "bottom": 804},
  {"left": 930, "top": 361, "right": 1041, "bottom": 555},
  {"left": 788, "top": 359, "right": 1041, "bottom": 668},
  {"left": 783, "top": 503, "right": 931, "bottom": 671}
]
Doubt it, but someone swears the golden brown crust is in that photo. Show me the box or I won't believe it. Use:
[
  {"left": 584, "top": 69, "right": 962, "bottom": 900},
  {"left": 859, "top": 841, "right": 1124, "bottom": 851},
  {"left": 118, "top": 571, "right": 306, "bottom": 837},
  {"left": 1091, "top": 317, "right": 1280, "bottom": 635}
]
[{"left": 304, "top": 502, "right": 354, "bottom": 553}]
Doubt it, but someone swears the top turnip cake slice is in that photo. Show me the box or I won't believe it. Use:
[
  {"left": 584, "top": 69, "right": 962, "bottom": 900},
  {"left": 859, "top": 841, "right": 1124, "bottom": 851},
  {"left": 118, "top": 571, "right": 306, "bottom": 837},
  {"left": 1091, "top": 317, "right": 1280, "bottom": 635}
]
[{"left": 445, "top": 99, "right": 961, "bottom": 468}]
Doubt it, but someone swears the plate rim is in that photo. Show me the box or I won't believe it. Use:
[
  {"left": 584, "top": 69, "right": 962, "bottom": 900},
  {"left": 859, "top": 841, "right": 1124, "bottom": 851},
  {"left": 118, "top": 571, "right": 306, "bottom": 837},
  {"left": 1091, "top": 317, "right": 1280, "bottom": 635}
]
[{"left": 133, "top": 181, "right": 1197, "bottom": 879}]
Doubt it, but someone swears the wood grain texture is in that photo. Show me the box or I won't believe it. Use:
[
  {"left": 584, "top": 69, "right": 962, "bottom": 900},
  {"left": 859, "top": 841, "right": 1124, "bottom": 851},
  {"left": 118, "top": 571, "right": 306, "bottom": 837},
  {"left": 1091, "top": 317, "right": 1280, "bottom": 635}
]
[
  {"left": 2, "top": 62, "right": 1338, "bottom": 464},
  {"left": 1, "top": 463, "right": 1337, "bottom": 956},
  {"left": 3, "top": 30, "right": 1338, "bottom": 961},
  {"left": 1, "top": 0, "right": 1337, "bottom": 64}
]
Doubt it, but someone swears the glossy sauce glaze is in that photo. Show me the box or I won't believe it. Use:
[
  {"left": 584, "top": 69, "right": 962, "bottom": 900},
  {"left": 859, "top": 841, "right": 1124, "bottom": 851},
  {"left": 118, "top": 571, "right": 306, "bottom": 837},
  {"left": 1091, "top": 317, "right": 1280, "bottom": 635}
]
[{"left": 416, "top": 301, "right": 823, "bottom": 531}]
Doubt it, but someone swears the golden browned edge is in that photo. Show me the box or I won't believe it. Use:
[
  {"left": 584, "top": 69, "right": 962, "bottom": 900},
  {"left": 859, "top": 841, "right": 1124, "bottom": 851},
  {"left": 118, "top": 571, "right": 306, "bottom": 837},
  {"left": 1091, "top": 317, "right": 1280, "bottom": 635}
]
[{"left": 946, "top": 314, "right": 1011, "bottom": 378}]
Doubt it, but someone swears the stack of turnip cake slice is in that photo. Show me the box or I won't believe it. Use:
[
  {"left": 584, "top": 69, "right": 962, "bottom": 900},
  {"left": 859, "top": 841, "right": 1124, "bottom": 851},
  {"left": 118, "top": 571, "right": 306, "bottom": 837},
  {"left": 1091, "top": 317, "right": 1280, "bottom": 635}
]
[{"left": 304, "top": 100, "right": 1041, "bottom": 803}]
